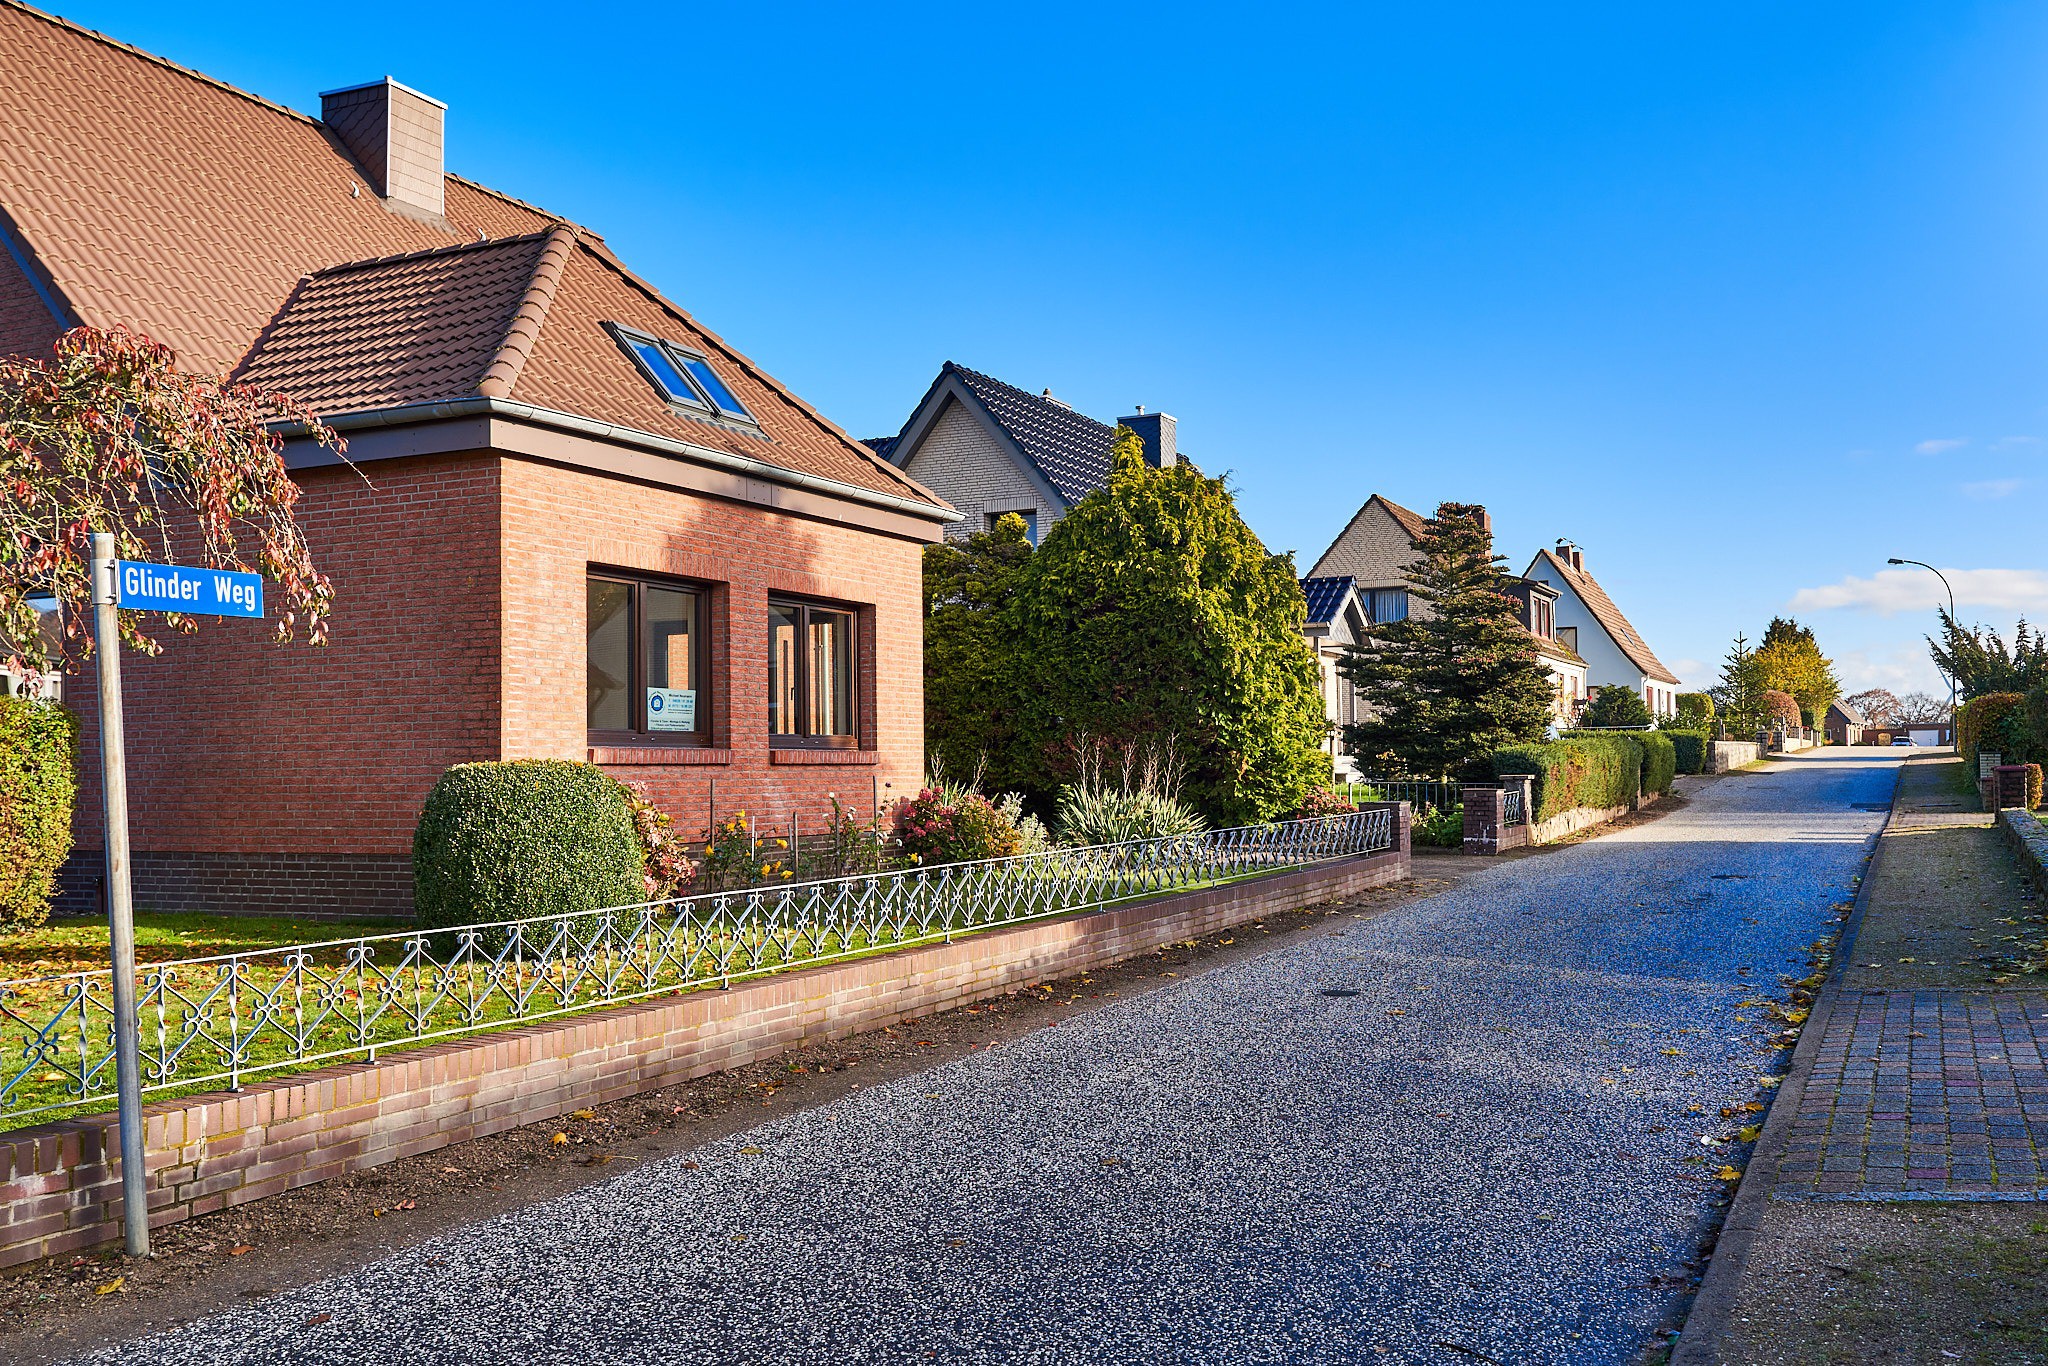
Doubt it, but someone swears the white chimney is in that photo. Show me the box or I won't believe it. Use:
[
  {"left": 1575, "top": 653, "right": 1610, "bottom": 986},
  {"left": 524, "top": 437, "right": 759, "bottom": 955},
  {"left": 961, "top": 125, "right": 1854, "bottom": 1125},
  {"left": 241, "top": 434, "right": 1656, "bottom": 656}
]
[{"left": 321, "top": 78, "right": 447, "bottom": 220}]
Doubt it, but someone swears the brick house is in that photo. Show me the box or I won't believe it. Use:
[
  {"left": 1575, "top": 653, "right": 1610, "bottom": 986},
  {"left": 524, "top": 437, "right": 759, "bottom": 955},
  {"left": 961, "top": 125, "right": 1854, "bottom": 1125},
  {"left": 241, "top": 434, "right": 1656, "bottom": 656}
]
[
  {"left": 1521, "top": 542, "right": 1681, "bottom": 718},
  {"left": 1306, "top": 495, "right": 1587, "bottom": 736},
  {"left": 0, "top": 6, "right": 957, "bottom": 919},
  {"left": 868, "top": 362, "right": 1177, "bottom": 544}
]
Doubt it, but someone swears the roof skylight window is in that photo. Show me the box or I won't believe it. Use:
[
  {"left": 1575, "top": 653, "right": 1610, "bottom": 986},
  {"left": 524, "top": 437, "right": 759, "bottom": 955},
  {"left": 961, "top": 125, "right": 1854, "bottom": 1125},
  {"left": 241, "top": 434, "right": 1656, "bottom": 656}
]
[
  {"left": 677, "top": 354, "right": 750, "bottom": 420},
  {"left": 607, "top": 324, "right": 756, "bottom": 426}
]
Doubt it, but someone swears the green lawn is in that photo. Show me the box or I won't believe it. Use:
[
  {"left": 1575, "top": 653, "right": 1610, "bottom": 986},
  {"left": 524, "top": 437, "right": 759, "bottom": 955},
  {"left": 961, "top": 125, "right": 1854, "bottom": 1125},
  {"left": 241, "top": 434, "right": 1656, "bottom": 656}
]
[{"left": 0, "top": 911, "right": 404, "bottom": 979}]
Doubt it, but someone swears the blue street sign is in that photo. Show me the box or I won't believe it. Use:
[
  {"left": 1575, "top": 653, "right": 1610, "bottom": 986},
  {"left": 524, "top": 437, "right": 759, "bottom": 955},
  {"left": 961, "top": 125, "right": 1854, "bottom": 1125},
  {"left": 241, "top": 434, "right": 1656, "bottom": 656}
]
[{"left": 115, "top": 561, "right": 264, "bottom": 618}]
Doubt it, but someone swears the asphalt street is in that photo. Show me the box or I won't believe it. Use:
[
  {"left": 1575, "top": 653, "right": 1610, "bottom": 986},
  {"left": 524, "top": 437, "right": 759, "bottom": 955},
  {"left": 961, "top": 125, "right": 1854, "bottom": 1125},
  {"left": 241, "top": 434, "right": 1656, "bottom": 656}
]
[{"left": 85, "top": 751, "right": 1901, "bottom": 1366}]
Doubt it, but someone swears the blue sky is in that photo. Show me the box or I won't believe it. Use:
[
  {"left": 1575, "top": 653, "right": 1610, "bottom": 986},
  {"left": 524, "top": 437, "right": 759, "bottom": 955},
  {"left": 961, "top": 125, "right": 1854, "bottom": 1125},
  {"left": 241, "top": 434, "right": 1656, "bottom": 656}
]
[{"left": 65, "top": 1, "right": 2048, "bottom": 697}]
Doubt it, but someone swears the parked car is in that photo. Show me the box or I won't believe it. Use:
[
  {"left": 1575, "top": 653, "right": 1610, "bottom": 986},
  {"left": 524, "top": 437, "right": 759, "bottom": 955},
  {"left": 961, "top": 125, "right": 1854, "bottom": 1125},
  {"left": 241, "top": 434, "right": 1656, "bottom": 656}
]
[{"left": 1890, "top": 737, "right": 1913, "bottom": 746}]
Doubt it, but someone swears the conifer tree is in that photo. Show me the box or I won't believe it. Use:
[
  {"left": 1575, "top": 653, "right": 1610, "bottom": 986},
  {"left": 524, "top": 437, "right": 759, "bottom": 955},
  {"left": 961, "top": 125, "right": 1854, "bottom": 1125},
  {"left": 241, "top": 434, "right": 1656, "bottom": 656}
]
[
  {"left": 1336, "top": 503, "right": 1555, "bottom": 777},
  {"left": 1711, "top": 633, "right": 1770, "bottom": 732}
]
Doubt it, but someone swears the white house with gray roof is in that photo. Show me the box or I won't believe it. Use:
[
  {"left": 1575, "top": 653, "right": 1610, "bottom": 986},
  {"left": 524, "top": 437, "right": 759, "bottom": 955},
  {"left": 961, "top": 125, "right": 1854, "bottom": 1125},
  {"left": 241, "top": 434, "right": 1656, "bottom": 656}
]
[
  {"left": 1521, "top": 541, "right": 1682, "bottom": 718},
  {"left": 868, "top": 362, "right": 1178, "bottom": 544}
]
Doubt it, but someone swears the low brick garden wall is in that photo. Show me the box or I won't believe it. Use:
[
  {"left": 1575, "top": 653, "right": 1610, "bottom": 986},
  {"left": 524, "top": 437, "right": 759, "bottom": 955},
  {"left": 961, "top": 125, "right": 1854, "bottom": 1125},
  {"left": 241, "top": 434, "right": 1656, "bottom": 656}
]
[
  {"left": 0, "top": 837, "right": 1408, "bottom": 1269},
  {"left": 2000, "top": 808, "right": 2048, "bottom": 898}
]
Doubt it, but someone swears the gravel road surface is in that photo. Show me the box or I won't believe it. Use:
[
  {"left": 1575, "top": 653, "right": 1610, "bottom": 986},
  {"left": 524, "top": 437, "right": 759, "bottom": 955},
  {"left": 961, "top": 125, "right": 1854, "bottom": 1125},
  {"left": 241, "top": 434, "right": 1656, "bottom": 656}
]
[{"left": 84, "top": 752, "right": 1900, "bottom": 1366}]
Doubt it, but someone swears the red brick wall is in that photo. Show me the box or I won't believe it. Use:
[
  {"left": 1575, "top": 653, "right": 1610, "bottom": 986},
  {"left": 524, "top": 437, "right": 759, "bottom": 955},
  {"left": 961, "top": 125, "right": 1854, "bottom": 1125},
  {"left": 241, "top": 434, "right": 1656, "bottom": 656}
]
[
  {"left": 0, "top": 845, "right": 1406, "bottom": 1268},
  {"left": 59, "top": 447, "right": 931, "bottom": 915},
  {"left": 499, "top": 457, "right": 926, "bottom": 842},
  {"left": 66, "top": 456, "right": 505, "bottom": 861},
  {"left": 0, "top": 242, "right": 61, "bottom": 361}
]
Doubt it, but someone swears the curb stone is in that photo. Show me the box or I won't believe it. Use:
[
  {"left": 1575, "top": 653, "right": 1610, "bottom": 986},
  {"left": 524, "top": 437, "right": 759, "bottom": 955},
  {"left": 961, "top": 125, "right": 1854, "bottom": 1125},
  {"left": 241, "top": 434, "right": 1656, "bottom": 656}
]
[{"left": 1668, "top": 754, "right": 1907, "bottom": 1365}]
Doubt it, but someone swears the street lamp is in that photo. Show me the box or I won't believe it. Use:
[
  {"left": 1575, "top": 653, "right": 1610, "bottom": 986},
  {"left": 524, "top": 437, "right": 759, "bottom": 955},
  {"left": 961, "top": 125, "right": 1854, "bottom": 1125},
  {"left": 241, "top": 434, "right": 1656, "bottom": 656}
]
[{"left": 1887, "top": 557, "right": 1957, "bottom": 736}]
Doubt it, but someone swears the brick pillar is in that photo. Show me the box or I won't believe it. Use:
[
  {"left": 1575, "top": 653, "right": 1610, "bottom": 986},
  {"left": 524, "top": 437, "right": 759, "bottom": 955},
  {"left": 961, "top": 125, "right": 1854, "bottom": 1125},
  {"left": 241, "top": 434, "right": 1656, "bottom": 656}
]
[
  {"left": 1993, "top": 765, "right": 2032, "bottom": 810},
  {"left": 1393, "top": 801, "right": 1412, "bottom": 857},
  {"left": 1462, "top": 785, "right": 1506, "bottom": 855}
]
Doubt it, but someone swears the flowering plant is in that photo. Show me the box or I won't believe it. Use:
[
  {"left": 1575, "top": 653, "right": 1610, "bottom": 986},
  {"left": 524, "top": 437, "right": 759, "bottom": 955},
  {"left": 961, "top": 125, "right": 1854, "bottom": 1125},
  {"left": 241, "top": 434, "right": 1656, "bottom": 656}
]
[
  {"left": 891, "top": 788, "right": 1023, "bottom": 865},
  {"left": 700, "top": 810, "right": 793, "bottom": 889},
  {"left": 1294, "top": 787, "right": 1358, "bottom": 819},
  {"left": 619, "top": 782, "right": 695, "bottom": 899}
]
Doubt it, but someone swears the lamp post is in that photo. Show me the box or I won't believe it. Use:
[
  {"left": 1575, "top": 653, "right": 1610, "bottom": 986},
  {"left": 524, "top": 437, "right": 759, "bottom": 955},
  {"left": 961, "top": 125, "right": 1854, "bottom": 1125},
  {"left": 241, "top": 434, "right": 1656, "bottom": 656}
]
[{"left": 1887, "top": 557, "right": 1957, "bottom": 738}]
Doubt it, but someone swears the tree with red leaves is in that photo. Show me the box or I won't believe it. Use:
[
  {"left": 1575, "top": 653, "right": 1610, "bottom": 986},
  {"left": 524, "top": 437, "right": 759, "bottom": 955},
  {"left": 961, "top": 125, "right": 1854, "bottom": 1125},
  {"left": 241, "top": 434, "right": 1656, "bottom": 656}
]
[{"left": 0, "top": 325, "right": 347, "bottom": 679}]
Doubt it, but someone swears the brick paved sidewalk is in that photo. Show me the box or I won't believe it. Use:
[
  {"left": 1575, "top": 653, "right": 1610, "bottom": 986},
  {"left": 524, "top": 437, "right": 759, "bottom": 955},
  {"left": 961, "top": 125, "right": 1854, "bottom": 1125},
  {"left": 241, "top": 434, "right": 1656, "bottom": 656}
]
[{"left": 1774, "top": 989, "right": 2048, "bottom": 1198}]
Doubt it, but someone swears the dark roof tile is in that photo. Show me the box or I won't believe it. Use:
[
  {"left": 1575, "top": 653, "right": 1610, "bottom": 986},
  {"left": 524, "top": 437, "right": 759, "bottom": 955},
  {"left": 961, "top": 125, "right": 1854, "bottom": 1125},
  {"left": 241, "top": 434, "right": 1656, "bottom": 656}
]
[{"left": 1301, "top": 575, "right": 1355, "bottom": 627}]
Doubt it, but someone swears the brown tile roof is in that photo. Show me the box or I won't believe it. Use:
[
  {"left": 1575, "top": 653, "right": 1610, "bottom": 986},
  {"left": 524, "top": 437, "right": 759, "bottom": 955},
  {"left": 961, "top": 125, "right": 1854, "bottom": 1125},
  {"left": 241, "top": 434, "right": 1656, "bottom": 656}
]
[
  {"left": 235, "top": 232, "right": 568, "bottom": 410},
  {"left": 0, "top": 0, "right": 942, "bottom": 510},
  {"left": 1532, "top": 548, "right": 1680, "bottom": 684}
]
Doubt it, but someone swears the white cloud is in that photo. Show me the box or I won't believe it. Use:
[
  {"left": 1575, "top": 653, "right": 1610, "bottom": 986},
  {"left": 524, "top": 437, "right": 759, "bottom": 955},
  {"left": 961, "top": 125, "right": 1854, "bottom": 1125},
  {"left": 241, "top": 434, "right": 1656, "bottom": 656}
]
[
  {"left": 1914, "top": 437, "right": 1968, "bottom": 455},
  {"left": 1669, "top": 658, "right": 1708, "bottom": 691},
  {"left": 1962, "top": 478, "right": 2023, "bottom": 500},
  {"left": 1835, "top": 645, "right": 1947, "bottom": 696},
  {"left": 1991, "top": 435, "right": 2040, "bottom": 452},
  {"left": 1789, "top": 567, "right": 2048, "bottom": 616}
]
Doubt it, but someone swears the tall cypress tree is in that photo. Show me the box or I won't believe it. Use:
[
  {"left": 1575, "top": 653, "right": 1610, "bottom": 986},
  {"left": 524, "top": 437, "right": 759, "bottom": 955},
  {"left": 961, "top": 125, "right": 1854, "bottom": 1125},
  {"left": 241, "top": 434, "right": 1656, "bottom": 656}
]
[{"left": 1336, "top": 503, "right": 1555, "bottom": 777}]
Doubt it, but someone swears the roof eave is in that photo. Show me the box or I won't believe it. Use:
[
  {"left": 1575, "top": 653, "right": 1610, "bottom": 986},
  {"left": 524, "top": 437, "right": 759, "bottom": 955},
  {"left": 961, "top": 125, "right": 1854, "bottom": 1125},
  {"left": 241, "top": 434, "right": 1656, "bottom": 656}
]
[{"left": 280, "top": 396, "right": 963, "bottom": 524}]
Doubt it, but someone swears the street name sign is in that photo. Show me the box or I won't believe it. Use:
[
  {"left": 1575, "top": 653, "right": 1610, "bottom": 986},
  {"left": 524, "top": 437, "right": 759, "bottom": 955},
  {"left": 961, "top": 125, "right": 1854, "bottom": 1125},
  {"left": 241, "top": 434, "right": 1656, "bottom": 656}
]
[{"left": 117, "top": 560, "right": 263, "bottom": 617}]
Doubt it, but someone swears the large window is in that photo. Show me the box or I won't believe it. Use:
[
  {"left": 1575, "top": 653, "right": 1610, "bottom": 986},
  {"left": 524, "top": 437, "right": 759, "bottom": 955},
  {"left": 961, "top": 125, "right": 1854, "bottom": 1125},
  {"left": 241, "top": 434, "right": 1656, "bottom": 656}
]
[
  {"left": 769, "top": 598, "right": 857, "bottom": 746},
  {"left": 1368, "top": 588, "right": 1408, "bottom": 624},
  {"left": 587, "top": 573, "right": 709, "bottom": 740}
]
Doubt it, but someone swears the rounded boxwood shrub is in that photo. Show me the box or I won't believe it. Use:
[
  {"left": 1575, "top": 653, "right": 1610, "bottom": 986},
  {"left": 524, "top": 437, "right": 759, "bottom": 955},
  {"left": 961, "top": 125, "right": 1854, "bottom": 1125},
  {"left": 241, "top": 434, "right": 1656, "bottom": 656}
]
[
  {"left": 413, "top": 760, "right": 643, "bottom": 943},
  {"left": 0, "top": 698, "right": 77, "bottom": 931}
]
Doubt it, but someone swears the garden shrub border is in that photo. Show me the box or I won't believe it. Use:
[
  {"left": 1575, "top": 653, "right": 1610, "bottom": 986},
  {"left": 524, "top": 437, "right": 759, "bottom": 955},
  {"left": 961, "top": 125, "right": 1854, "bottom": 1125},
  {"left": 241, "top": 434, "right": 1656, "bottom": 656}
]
[{"left": 0, "top": 698, "right": 77, "bottom": 930}]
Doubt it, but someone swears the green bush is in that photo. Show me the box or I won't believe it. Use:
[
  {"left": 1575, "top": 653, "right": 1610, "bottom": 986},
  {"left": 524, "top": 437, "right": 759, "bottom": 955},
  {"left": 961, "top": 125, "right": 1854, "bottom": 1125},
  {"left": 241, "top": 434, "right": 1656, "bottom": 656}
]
[
  {"left": 1488, "top": 734, "right": 1643, "bottom": 821},
  {"left": 1958, "top": 692, "right": 2025, "bottom": 768},
  {"left": 412, "top": 760, "right": 643, "bottom": 943},
  {"left": 1414, "top": 803, "right": 1463, "bottom": 847},
  {"left": 1675, "top": 693, "right": 1715, "bottom": 729},
  {"left": 0, "top": 699, "right": 76, "bottom": 931},
  {"left": 1055, "top": 787, "right": 1208, "bottom": 846},
  {"left": 1637, "top": 732, "right": 1677, "bottom": 795},
  {"left": 1663, "top": 729, "right": 1710, "bottom": 775},
  {"left": 1581, "top": 686, "right": 1653, "bottom": 729}
]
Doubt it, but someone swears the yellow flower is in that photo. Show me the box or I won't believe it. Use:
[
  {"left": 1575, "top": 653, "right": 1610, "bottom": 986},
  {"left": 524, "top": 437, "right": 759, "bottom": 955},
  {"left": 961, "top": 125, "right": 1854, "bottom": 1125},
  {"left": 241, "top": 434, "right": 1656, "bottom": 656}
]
[{"left": 760, "top": 864, "right": 773, "bottom": 876}]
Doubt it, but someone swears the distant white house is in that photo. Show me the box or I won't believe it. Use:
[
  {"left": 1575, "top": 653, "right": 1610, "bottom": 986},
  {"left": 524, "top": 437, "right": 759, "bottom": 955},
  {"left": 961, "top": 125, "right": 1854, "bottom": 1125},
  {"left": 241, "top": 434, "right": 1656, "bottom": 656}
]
[{"left": 1521, "top": 541, "right": 1681, "bottom": 717}]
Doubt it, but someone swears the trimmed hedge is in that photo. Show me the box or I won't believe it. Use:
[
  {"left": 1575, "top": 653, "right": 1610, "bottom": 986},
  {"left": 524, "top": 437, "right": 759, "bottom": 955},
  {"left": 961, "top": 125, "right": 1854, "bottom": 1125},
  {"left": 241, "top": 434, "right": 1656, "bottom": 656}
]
[
  {"left": 1663, "top": 729, "right": 1710, "bottom": 776},
  {"left": 1637, "top": 732, "right": 1677, "bottom": 796},
  {"left": 413, "top": 760, "right": 642, "bottom": 944},
  {"left": 1489, "top": 734, "right": 1643, "bottom": 822},
  {"left": 0, "top": 699, "right": 77, "bottom": 931},
  {"left": 1958, "top": 693, "right": 2025, "bottom": 769}
]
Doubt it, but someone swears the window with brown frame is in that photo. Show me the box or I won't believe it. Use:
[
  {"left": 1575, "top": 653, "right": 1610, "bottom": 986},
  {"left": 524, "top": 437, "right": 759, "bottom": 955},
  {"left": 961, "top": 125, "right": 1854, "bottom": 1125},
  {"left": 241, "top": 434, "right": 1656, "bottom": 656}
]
[
  {"left": 587, "top": 572, "right": 711, "bottom": 742},
  {"left": 768, "top": 597, "right": 858, "bottom": 747}
]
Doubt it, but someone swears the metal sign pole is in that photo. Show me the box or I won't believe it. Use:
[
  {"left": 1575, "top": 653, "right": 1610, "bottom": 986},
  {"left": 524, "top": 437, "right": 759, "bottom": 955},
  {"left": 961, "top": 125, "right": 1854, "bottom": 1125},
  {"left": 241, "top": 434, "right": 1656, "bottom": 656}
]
[{"left": 90, "top": 533, "right": 149, "bottom": 1258}]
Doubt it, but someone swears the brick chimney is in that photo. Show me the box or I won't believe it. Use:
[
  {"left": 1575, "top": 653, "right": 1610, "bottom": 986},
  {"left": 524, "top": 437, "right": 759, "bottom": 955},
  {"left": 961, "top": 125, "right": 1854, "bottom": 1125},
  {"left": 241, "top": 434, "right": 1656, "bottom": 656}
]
[
  {"left": 321, "top": 78, "right": 447, "bottom": 220},
  {"left": 1556, "top": 539, "right": 1584, "bottom": 572},
  {"left": 1119, "top": 408, "right": 1177, "bottom": 468}
]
